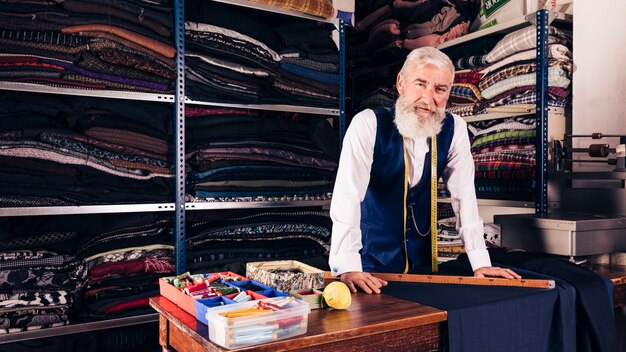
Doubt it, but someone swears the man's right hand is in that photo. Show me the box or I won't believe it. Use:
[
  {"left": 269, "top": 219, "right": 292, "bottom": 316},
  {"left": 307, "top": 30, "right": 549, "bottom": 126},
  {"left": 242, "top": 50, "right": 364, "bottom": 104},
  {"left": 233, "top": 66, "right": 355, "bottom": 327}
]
[{"left": 340, "top": 272, "right": 388, "bottom": 294}]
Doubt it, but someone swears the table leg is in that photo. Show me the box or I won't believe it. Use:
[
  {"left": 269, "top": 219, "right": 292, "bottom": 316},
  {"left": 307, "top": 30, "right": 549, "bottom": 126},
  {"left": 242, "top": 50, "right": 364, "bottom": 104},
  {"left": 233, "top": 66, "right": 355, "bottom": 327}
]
[{"left": 159, "top": 315, "right": 173, "bottom": 352}]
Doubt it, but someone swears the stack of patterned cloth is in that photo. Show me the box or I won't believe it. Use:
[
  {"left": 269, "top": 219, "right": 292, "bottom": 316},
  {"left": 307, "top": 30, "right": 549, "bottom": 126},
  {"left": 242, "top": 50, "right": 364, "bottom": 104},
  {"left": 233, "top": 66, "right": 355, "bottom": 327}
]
[
  {"left": 0, "top": 0, "right": 175, "bottom": 93},
  {"left": 0, "top": 91, "right": 174, "bottom": 206},
  {"left": 185, "top": 106, "right": 338, "bottom": 201},
  {"left": 0, "top": 250, "right": 86, "bottom": 333},
  {"left": 468, "top": 116, "right": 537, "bottom": 199},
  {"left": 184, "top": 0, "right": 339, "bottom": 108},
  {"left": 76, "top": 216, "right": 174, "bottom": 321},
  {"left": 446, "top": 25, "right": 572, "bottom": 117},
  {"left": 185, "top": 208, "right": 332, "bottom": 275}
]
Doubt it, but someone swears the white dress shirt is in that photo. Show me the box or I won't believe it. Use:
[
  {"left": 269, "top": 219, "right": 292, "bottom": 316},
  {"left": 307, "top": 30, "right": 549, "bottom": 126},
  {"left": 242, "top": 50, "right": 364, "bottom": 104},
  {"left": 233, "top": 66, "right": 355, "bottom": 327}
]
[{"left": 329, "top": 109, "right": 491, "bottom": 275}]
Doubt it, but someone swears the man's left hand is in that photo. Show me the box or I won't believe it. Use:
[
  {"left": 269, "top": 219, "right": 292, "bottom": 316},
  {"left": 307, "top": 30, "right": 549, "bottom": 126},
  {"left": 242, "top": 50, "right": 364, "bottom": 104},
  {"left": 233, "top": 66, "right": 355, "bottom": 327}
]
[{"left": 473, "top": 266, "right": 521, "bottom": 279}]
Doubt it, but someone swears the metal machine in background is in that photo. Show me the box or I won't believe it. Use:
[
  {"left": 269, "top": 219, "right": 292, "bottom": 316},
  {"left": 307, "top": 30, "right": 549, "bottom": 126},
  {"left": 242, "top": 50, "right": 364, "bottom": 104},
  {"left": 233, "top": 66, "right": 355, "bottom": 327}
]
[{"left": 497, "top": 133, "right": 626, "bottom": 260}]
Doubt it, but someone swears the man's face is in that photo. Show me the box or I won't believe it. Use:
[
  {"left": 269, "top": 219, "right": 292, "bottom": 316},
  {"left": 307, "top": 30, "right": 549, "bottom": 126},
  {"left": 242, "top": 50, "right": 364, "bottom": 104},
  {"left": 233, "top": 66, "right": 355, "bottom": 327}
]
[
  {"left": 393, "top": 63, "right": 453, "bottom": 138},
  {"left": 396, "top": 63, "right": 452, "bottom": 111}
]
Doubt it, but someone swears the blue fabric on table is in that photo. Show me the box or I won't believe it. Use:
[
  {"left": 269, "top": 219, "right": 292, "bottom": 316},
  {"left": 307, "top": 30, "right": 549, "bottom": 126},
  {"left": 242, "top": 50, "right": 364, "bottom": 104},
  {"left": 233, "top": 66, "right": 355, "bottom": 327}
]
[
  {"left": 487, "top": 249, "right": 618, "bottom": 352},
  {"left": 385, "top": 280, "right": 560, "bottom": 352},
  {"left": 382, "top": 251, "right": 617, "bottom": 352}
]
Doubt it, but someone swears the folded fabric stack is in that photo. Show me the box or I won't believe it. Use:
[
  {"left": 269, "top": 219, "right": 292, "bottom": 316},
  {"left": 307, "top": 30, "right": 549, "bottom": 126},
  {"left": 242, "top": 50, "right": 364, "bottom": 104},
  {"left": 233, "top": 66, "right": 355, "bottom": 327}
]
[
  {"left": 185, "top": 106, "right": 338, "bottom": 201},
  {"left": 349, "top": 0, "right": 479, "bottom": 110},
  {"left": 246, "top": 0, "right": 336, "bottom": 19},
  {"left": 0, "top": 249, "right": 87, "bottom": 333},
  {"left": 184, "top": 1, "right": 339, "bottom": 108},
  {"left": 0, "top": 91, "right": 174, "bottom": 206},
  {"left": 469, "top": 117, "right": 537, "bottom": 199},
  {"left": 446, "top": 25, "right": 572, "bottom": 117},
  {"left": 77, "top": 217, "right": 174, "bottom": 321},
  {"left": 0, "top": 0, "right": 175, "bottom": 93},
  {"left": 185, "top": 208, "right": 332, "bottom": 275}
]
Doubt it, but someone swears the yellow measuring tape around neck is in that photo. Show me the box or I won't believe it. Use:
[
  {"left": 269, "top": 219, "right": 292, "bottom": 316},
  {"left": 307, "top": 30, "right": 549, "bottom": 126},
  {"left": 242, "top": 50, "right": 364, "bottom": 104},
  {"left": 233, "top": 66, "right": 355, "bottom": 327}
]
[
  {"left": 402, "top": 140, "right": 410, "bottom": 274},
  {"left": 403, "top": 136, "right": 439, "bottom": 274},
  {"left": 430, "top": 136, "right": 438, "bottom": 273}
]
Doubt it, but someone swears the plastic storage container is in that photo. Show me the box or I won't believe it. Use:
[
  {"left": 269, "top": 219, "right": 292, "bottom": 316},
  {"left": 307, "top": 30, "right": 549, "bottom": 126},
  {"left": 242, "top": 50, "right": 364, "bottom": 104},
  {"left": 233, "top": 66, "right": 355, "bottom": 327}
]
[{"left": 206, "top": 297, "right": 310, "bottom": 349}]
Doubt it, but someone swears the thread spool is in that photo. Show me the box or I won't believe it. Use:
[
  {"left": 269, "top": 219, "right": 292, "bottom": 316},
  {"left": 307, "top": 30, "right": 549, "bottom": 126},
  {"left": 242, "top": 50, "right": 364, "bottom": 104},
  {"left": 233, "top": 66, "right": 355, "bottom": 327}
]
[{"left": 588, "top": 144, "right": 610, "bottom": 157}]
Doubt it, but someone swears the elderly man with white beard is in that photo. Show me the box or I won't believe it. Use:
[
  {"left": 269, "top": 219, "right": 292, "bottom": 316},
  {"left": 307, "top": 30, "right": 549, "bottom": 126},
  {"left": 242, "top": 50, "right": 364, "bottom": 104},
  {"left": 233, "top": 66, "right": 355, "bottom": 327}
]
[{"left": 328, "top": 47, "right": 520, "bottom": 294}]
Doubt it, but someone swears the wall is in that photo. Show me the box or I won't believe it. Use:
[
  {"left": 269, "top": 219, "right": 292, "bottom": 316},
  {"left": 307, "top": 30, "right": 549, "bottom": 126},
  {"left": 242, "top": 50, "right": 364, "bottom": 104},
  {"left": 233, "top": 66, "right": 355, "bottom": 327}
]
[{"left": 572, "top": 1, "right": 626, "bottom": 174}]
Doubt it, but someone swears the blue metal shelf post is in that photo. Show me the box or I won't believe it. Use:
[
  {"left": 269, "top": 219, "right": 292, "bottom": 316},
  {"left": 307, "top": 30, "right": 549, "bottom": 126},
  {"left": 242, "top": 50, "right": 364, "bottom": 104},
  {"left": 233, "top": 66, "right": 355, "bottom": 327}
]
[
  {"left": 535, "top": 9, "right": 549, "bottom": 214},
  {"left": 339, "top": 19, "right": 347, "bottom": 143},
  {"left": 174, "top": 0, "right": 186, "bottom": 274}
]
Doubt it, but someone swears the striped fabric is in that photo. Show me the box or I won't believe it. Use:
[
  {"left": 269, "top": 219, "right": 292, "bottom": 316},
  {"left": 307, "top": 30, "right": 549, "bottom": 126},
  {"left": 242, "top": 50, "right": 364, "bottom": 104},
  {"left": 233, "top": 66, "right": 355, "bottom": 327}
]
[
  {"left": 473, "top": 149, "right": 536, "bottom": 164},
  {"left": 471, "top": 129, "right": 536, "bottom": 149},
  {"left": 454, "top": 55, "right": 487, "bottom": 70}
]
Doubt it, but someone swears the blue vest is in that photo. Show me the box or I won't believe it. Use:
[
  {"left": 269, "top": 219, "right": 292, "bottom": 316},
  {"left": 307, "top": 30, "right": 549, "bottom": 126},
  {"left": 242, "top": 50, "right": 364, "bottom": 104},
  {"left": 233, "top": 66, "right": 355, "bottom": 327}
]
[{"left": 360, "top": 107, "right": 455, "bottom": 273}]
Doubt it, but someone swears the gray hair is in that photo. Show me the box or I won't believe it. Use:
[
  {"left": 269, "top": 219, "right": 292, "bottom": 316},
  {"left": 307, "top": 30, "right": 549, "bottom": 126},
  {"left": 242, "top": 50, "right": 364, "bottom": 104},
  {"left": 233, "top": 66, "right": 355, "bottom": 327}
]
[{"left": 399, "top": 47, "right": 455, "bottom": 83}]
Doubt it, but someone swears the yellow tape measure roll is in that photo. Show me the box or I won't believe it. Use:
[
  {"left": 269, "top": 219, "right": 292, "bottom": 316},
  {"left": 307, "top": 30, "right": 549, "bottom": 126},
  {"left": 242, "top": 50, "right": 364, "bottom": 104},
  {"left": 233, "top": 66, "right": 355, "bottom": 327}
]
[{"left": 430, "top": 136, "right": 438, "bottom": 273}]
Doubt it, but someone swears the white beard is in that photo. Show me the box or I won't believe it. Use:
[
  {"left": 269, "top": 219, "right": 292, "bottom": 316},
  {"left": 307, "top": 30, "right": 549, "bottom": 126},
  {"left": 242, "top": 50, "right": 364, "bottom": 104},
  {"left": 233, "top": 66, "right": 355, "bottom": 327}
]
[{"left": 394, "top": 97, "right": 445, "bottom": 139}]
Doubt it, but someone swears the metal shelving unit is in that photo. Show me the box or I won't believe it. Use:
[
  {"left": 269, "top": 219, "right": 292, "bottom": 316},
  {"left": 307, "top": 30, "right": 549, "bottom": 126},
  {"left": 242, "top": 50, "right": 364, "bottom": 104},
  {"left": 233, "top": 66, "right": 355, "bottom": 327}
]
[
  {"left": 0, "top": 0, "right": 184, "bottom": 343},
  {"left": 0, "top": 82, "right": 175, "bottom": 103},
  {"left": 437, "top": 11, "right": 572, "bottom": 50},
  {"left": 0, "top": 314, "right": 158, "bottom": 344},
  {"left": 186, "top": 199, "right": 331, "bottom": 210},
  {"left": 176, "top": 2, "right": 347, "bottom": 271},
  {"left": 0, "top": 0, "right": 346, "bottom": 342},
  {"left": 438, "top": 10, "right": 572, "bottom": 211},
  {"left": 0, "top": 204, "right": 176, "bottom": 217},
  {"left": 184, "top": 99, "right": 339, "bottom": 116}
]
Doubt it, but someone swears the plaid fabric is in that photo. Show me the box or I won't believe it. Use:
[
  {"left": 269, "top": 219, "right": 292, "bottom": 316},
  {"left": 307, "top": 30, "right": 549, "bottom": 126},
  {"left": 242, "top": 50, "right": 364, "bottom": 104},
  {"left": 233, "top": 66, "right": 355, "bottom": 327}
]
[
  {"left": 480, "top": 60, "right": 536, "bottom": 90},
  {"left": 446, "top": 103, "right": 478, "bottom": 117},
  {"left": 476, "top": 169, "right": 536, "bottom": 180},
  {"left": 468, "top": 118, "right": 535, "bottom": 137},
  {"left": 455, "top": 55, "right": 487, "bottom": 70},
  {"left": 473, "top": 141, "right": 535, "bottom": 154},
  {"left": 473, "top": 149, "right": 536, "bottom": 164},
  {"left": 470, "top": 116, "right": 535, "bottom": 130},
  {"left": 481, "top": 67, "right": 570, "bottom": 100},
  {"left": 476, "top": 184, "right": 534, "bottom": 193},
  {"left": 487, "top": 89, "right": 568, "bottom": 108},
  {"left": 479, "top": 44, "right": 571, "bottom": 76},
  {"left": 479, "top": 59, "right": 572, "bottom": 90},
  {"left": 485, "top": 104, "right": 536, "bottom": 114},
  {"left": 450, "top": 83, "right": 482, "bottom": 102},
  {"left": 486, "top": 85, "right": 571, "bottom": 105},
  {"left": 487, "top": 100, "right": 568, "bottom": 113},
  {"left": 475, "top": 160, "right": 535, "bottom": 171},
  {"left": 248, "top": 0, "right": 335, "bottom": 19},
  {"left": 485, "top": 26, "right": 570, "bottom": 63},
  {"left": 472, "top": 129, "right": 536, "bottom": 149},
  {"left": 454, "top": 71, "right": 483, "bottom": 85}
]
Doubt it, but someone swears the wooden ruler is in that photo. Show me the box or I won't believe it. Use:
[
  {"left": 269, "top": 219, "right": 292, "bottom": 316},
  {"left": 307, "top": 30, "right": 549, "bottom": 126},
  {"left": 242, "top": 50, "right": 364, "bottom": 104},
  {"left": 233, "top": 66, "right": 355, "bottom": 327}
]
[{"left": 324, "top": 272, "right": 555, "bottom": 289}]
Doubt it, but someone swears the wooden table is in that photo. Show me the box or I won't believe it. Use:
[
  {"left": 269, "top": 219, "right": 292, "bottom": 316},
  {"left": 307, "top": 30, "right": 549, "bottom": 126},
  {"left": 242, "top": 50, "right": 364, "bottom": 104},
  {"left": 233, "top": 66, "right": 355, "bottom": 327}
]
[
  {"left": 150, "top": 263, "right": 626, "bottom": 352},
  {"left": 150, "top": 293, "right": 446, "bottom": 352}
]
